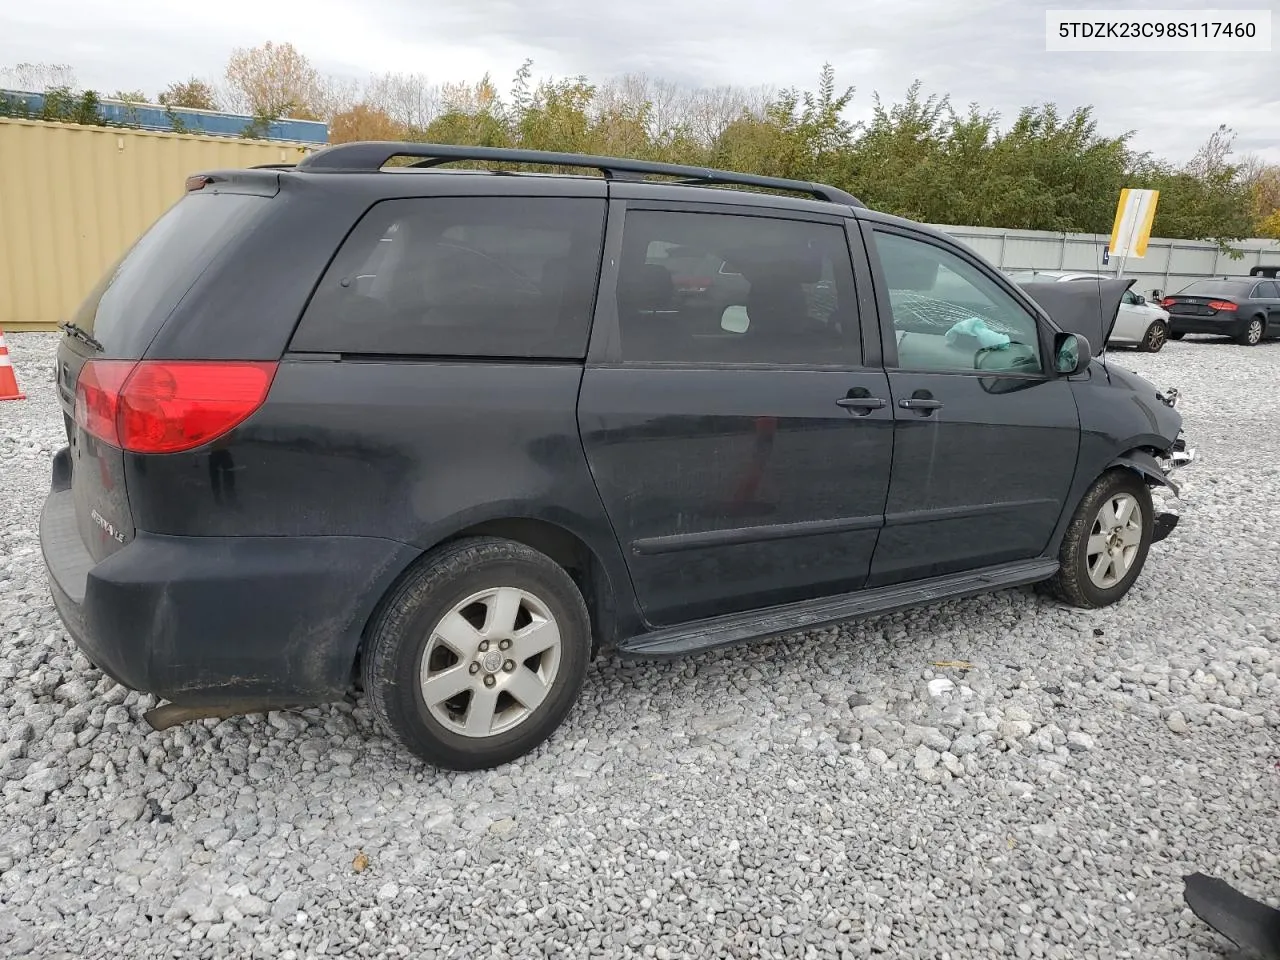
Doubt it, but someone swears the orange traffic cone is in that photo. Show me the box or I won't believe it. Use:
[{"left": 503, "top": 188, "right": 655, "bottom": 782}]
[{"left": 0, "top": 328, "right": 26, "bottom": 401}]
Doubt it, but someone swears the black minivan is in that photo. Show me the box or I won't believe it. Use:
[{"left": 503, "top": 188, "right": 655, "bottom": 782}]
[{"left": 40, "top": 143, "right": 1195, "bottom": 769}]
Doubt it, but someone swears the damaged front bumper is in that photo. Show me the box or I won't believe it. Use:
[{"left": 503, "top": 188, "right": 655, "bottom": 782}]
[{"left": 1152, "top": 432, "right": 1196, "bottom": 543}]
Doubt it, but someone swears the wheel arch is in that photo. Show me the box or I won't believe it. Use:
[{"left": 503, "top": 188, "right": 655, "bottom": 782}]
[
  {"left": 352, "top": 515, "right": 625, "bottom": 687},
  {"left": 438, "top": 517, "right": 620, "bottom": 658},
  {"left": 1109, "top": 447, "right": 1179, "bottom": 497},
  {"left": 1044, "top": 436, "right": 1177, "bottom": 557}
]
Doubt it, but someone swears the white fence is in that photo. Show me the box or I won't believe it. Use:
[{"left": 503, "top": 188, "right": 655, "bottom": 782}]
[{"left": 930, "top": 224, "right": 1280, "bottom": 299}]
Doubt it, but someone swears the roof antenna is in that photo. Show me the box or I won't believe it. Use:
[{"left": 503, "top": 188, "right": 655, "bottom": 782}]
[
  {"left": 1099, "top": 286, "right": 1110, "bottom": 379},
  {"left": 1098, "top": 240, "right": 1111, "bottom": 380}
]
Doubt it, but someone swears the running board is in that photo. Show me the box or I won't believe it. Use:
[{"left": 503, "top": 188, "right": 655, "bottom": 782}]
[{"left": 618, "top": 557, "right": 1060, "bottom": 659}]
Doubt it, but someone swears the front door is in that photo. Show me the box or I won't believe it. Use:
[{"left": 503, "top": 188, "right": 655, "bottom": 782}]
[
  {"left": 578, "top": 201, "right": 893, "bottom": 627},
  {"left": 861, "top": 224, "right": 1080, "bottom": 586},
  {"left": 1113, "top": 289, "right": 1150, "bottom": 343}
]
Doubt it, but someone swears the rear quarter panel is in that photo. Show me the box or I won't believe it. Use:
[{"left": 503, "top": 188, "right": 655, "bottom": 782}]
[{"left": 124, "top": 359, "right": 640, "bottom": 627}]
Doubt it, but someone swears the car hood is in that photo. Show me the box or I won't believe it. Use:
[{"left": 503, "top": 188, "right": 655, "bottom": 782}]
[{"left": 1015, "top": 277, "right": 1134, "bottom": 352}]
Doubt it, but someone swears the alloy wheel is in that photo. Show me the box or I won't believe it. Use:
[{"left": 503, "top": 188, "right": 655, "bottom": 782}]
[
  {"left": 1086, "top": 493, "right": 1144, "bottom": 589},
  {"left": 418, "top": 586, "right": 563, "bottom": 738}
]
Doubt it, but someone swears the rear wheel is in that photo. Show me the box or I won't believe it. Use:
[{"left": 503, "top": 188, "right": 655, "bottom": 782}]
[
  {"left": 1138, "top": 320, "right": 1168, "bottom": 353},
  {"left": 1046, "top": 469, "right": 1154, "bottom": 609},
  {"left": 362, "top": 537, "right": 591, "bottom": 770},
  {"left": 1238, "top": 317, "right": 1265, "bottom": 346}
]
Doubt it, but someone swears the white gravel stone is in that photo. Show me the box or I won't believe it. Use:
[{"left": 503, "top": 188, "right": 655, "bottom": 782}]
[
  {"left": 1066, "top": 731, "right": 1095, "bottom": 752},
  {"left": 998, "top": 719, "right": 1034, "bottom": 741},
  {"left": 913, "top": 745, "right": 940, "bottom": 771},
  {"left": 3, "top": 333, "right": 1279, "bottom": 958}
]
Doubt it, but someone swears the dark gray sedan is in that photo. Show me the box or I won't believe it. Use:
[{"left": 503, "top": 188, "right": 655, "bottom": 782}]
[{"left": 1160, "top": 272, "right": 1280, "bottom": 346}]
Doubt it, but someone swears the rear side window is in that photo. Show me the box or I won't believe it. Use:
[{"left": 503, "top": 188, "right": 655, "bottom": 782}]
[
  {"left": 70, "top": 192, "right": 268, "bottom": 356},
  {"left": 293, "top": 197, "right": 607, "bottom": 358},
  {"left": 615, "top": 209, "right": 860, "bottom": 366}
]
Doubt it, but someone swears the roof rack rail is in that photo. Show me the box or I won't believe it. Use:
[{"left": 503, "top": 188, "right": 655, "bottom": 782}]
[{"left": 293, "top": 141, "right": 864, "bottom": 207}]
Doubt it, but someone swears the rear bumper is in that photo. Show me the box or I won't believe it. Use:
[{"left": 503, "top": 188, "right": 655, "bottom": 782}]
[
  {"left": 40, "top": 484, "right": 419, "bottom": 707},
  {"left": 1167, "top": 313, "right": 1246, "bottom": 337}
]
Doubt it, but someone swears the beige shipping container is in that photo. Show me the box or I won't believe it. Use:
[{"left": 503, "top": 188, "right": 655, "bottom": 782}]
[{"left": 0, "top": 118, "right": 314, "bottom": 331}]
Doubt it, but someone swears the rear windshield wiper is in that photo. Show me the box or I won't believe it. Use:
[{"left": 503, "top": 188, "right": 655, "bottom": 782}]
[{"left": 59, "top": 322, "right": 103, "bottom": 352}]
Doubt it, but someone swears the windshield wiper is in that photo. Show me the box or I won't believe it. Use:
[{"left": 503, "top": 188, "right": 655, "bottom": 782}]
[{"left": 59, "top": 322, "right": 103, "bottom": 352}]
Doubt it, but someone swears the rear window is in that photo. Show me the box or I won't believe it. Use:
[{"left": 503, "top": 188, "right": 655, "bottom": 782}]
[
  {"left": 292, "top": 197, "right": 607, "bottom": 358},
  {"left": 70, "top": 192, "right": 268, "bottom": 356},
  {"left": 1175, "top": 279, "right": 1253, "bottom": 297}
]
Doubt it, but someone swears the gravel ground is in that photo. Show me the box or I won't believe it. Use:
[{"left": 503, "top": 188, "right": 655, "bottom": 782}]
[{"left": 2, "top": 331, "right": 1278, "bottom": 960}]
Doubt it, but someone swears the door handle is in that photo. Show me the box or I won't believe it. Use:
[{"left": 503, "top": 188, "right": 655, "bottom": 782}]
[
  {"left": 898, "top": 398, "right": 944, "bottom": 411},
  {"left": 836, "top": 397, "right": 886, "bottom": 411}
]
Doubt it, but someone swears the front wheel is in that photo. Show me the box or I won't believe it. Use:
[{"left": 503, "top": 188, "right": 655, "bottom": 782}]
[
  {"left": 1237, "top": 317, "right": 1265, "bottom": 346},
  {"left": 1138, "top": 320, "right": 1168, "bottom": 353},
  {"left": 362, "top": 537, "right": 591, "bottom": 770},
  {"left": 1046, "top": 469, "right": 1154, "bottom": 609}
]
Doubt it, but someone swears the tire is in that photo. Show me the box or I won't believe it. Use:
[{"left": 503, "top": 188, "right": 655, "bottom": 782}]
[
  {"left": 1045, "top": 469, "right": 1154, "bottom": 609},
  {"left": 1237, "top": 317, "right": 1265, "bottom": 346},
  {"left": 362, "top": 537, "right": 591, "bottom": 770},
  {"left": 1138, "top": 320, "right": 1168, "bottom": 353},
  {"left": 1169, "top": 331, "right": 1185, "bottom": 341}
]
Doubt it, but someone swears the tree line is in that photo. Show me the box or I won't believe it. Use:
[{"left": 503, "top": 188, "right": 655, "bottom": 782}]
[{"left": 3, "top": 48, "right": 1278, "bottom": 248}]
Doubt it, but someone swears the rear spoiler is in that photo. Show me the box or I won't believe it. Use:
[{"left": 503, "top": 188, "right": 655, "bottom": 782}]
[{"left": 182, "top": 168, "right": 283, "bottom": 198}]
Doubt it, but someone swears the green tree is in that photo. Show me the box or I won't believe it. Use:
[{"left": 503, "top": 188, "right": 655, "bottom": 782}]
[
  {"left": 158, "top": 78, "right": 220, "bottom": 111},
  {"left": 1143, "top": 126, "right": 1254, "bottom": 252},
  {"left": 517, "top": 77, "right": 595, "bottom": 159}
]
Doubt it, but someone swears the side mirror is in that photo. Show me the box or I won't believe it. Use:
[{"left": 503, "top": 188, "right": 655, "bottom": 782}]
[
  {"left": 1055, "top": 333, "right": 1093, "bottom": 375},
  {"left": 1134, "top": 294, "right": 1146, "bottom": 305},
  {"left": 721, "top": 305, "right": 749, "bottom": 334}
]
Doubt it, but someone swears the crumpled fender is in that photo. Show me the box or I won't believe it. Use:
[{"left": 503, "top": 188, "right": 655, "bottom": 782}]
[{"left": 1111, "top": 449, "right": 1180, "bottom": 499}]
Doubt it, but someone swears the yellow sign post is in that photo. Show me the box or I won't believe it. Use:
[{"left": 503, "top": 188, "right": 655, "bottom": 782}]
[{"left": 1108, "top": 188, "right": 1160, "bottom": 277}]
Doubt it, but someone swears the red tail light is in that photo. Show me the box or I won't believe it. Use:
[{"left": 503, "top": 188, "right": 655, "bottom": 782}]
[
  {"left": 1159, "top": 297, "right": 1177, "bottom": 308},
  {"left": 74, "top": 360, "right": 134, "bottom": 447},
  {"left": 1206, "top": 300, "right": 1237, "bottom": 312},
  {"left": 75, "top": 360, "right": 278, "bottom": 454}
]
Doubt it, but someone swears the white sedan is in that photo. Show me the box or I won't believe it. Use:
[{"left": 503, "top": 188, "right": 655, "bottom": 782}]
[{"left": 1004, "top": 270, "right": 1171, "bottom": 352}]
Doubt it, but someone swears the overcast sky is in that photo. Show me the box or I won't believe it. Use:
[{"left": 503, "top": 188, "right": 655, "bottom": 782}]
[{"left": 2, "top": 0, "right": 1277, "bottom": 164}]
